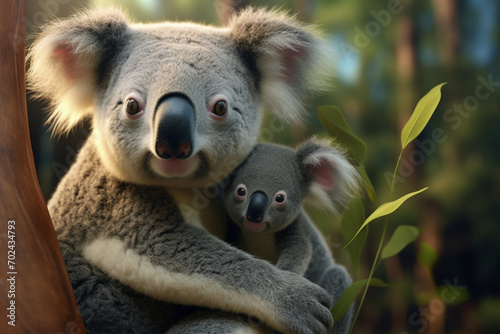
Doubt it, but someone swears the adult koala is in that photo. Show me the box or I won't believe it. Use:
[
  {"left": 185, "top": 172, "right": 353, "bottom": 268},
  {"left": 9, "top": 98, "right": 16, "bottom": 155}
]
[{"left": 28, "top": 7, "right": 340, "bottom": 334}]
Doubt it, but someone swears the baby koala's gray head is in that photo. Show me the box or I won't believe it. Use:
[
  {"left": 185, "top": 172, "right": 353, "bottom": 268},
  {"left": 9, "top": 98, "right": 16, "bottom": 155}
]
[{"left": 222, "top": 139, "right": 360, "bottom": 233}]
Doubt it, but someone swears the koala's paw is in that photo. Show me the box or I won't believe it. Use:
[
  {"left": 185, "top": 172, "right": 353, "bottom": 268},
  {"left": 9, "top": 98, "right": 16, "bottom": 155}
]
[
  {"left": 322, "top": 265, "right": 353, "bottom": 305},
  {"left": 275, "top": 272, "right": 334, "bottom": 334}
]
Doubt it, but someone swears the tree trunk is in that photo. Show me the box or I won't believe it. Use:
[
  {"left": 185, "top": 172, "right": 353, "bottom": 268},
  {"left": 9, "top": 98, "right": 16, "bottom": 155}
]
[
  {"left": 0, "top": 1, "right": 87, "bottom": 333},
  {"left": 431, "top": 0, "right": 460, "bottom": 64}
]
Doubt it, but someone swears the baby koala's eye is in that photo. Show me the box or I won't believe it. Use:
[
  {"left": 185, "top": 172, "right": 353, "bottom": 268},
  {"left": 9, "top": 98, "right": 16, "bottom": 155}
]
[
  {"left": 274, "top": 191, "right": 287, "bottom": 208},
  {"left": 235, "top": 184, "right": 247, "bottom": 201}
]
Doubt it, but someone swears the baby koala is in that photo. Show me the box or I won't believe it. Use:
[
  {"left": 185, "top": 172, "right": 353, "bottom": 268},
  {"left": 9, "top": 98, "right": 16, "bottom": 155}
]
[
  {"left": 222, "top": 138, "right": 359, "bottom": 333},
  {"left": 222, "top": 138, "right": 359, "bottom": 272}
]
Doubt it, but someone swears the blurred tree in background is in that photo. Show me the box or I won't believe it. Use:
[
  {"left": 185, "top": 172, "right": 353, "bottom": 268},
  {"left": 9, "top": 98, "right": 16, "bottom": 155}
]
[{"left": 26, "top": 0, "right": 500, "bottom": 333}]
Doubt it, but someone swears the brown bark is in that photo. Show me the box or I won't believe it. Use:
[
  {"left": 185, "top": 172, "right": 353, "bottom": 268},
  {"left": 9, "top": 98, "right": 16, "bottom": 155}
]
[
  {"left": 431, "top": 0, "right": 460, "bottom": 64},
  {"left": 384, "top": 256, "right": 407, "bottom": 334},
  {"left": 0, "top": 1, "right": 86, "bottom": 333},
  {"left": 414, "top": 201, "right": 445, "bottom": 334}
]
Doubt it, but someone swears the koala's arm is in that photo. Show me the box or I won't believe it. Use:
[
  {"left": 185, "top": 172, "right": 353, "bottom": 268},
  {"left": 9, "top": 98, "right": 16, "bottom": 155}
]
[
  {"left": 275, "top": 216, "right": 313, "bottom": 275},
  {"left": 84, "top": 220, "right": 331, "bottom": 334},
  {"left": 75, "top": 191, "right": 330, "bottom": 334},
  {"left": 47, "top": 141, "right": 332, "bottom": 334}
]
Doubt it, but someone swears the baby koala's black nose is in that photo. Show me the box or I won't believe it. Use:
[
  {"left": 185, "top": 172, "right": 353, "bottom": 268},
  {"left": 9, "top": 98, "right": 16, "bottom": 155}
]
[{"left": 246, "top": 191, "right": 268, "bottom": 223}]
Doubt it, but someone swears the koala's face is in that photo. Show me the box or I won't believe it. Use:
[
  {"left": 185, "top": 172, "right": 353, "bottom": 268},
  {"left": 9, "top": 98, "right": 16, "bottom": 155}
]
[
  {"left": 223, "top": 145, "right": 304, "bottom": 233},
  {"left": 29, "top": 8, "right": 332, "bottom": 188},
  {"left": 223, "top": 140, "right": 362, "bottom": 233},
  {"left": 93, "top": 24, "right": 260, "bottom": 188}
]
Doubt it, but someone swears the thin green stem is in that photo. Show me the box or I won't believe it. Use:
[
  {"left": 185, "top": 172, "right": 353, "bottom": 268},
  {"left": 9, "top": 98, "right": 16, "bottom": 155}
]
[
  {"left": 349, "top": 149, "right": 404, "bottom": 334},
  {"left": 349, "top": 219, "right": 388, "bottom": 334},
  {"left": 390, "top": 150, "right": 403, "bottom": 201}
]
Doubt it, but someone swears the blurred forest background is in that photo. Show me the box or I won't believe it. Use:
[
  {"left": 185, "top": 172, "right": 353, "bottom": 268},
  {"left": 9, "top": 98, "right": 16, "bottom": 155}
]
[{"left": 25, "top": 0, "right": 499, "bottom": 333}]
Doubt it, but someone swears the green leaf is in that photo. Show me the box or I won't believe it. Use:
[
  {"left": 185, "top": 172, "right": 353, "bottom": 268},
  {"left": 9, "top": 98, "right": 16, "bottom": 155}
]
[
  {"left": 381, "top": 225, "right": 420, "bottom": 259},
  {"left": 415, "top": 291, "right": 433, "bottom": 305},
  {"left": 331, "top": 278, "right": 402, "bottom": 322},
  {"left": 344, "top": 187, "right": 428, "bottom": 248},
  {"left": 401, "top": 83, "right": 446, "bottom": 149},
  {"left": 417, "top": 242, "right": 439, "bottom": 269},
  {"left": 437, "top": 285, "right": 469, "bottom": 306},
  {"left": 358, "top": 167, "right": 377, "bottom": 202},
  {"left": 341, "top": 199, "right": 367, "bottom": 277},
  {"left": 318, "top": 106, "right": 367, "bottom": 165}
]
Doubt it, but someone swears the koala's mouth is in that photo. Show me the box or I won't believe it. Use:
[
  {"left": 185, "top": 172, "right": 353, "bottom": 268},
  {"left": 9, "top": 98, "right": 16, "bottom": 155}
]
[
  {"left": 242, "top": 219, "right": 269, "bottom": 233},
  {"left": 151, "top": 154, "right": 200, "bottom": 178}
]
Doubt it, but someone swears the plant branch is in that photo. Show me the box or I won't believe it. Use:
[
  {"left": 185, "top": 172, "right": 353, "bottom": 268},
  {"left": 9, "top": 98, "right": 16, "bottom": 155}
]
[
  {"left": 349, "top": 149, "right": 404, "bottom": 333},
  {"left": 349, "top": 219, "right": 388, "bottom": 334}
]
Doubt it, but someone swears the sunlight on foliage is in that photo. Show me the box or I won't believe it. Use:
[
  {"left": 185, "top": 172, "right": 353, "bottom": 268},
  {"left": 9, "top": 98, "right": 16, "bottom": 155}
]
[
  {"left": 344, "top": 187, "right": 427, "bottom": 249},
  {"left": 319, "top": 82, "right": 446, "bottom": 333},
  {"left": 401, "top": 83, "right": 447, "bottom": 149}
]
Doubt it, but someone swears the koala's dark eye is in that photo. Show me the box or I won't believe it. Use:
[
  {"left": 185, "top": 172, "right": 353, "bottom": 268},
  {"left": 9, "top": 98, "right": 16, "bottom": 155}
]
[
  {"left": 124, "top": 94, "right": 145, "bottom": 119},
  {"left": 126, "top": 98, "right": 140, "bottom": 115},
  {"left": 235, "top": 184, "right": 247, "bottom": 201},
  {"left": 207, "top": 95, "right": 229, "bottom": 121},
  {"left": 213, "top": 100, "right": 228, "bottom": 117},
  {"left": 274, "top": 191, "right": 287, "bottom": 208}
]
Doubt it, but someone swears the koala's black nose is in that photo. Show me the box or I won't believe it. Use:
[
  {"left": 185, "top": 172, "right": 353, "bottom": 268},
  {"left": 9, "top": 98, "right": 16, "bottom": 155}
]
[
  {"left": 246, "top": 191, "right": 268, "bottom": 223},
  {"left": 154, "top": 95, "right": 195, "bottom": 160}
]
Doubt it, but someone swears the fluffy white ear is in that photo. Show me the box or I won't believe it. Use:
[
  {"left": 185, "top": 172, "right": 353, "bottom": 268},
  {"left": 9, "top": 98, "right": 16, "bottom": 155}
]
[
  {"left": 297, "top": 138, "right": 360, "bottom": 214},
  {"left": 228, "top": 8, "right": 334, "bottom": 125},
  {"left": 27, "top": 8, "right": 129, "bottom": 134}
]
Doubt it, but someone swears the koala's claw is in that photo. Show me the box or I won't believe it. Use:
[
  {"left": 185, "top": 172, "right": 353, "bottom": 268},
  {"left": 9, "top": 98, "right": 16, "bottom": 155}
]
[{"left": 276, "top": 274, "right": 334, "bottom": 334}]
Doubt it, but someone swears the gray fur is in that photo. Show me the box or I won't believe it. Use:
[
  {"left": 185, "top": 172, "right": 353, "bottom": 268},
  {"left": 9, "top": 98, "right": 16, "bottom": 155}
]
[
  {"left": 27, "top": 7, "right": 337, "bottom": 334},
  {"left": 168, "top": 310, "right": 274, "bottom": 334},
  {"left": 222, "top": 139, "right": 360, "bottom": 333},
  {"left": 50, "top": 138, "right": 334, "bottom": 334}
]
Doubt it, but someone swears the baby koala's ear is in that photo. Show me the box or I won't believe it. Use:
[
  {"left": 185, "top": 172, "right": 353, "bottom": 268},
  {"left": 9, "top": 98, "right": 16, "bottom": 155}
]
[
  {"left": 27, "top": 8, "right": 130, "bottom": 134},
  {"left": 297, "top": 138, "right": 360, "bottom": 215}
]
